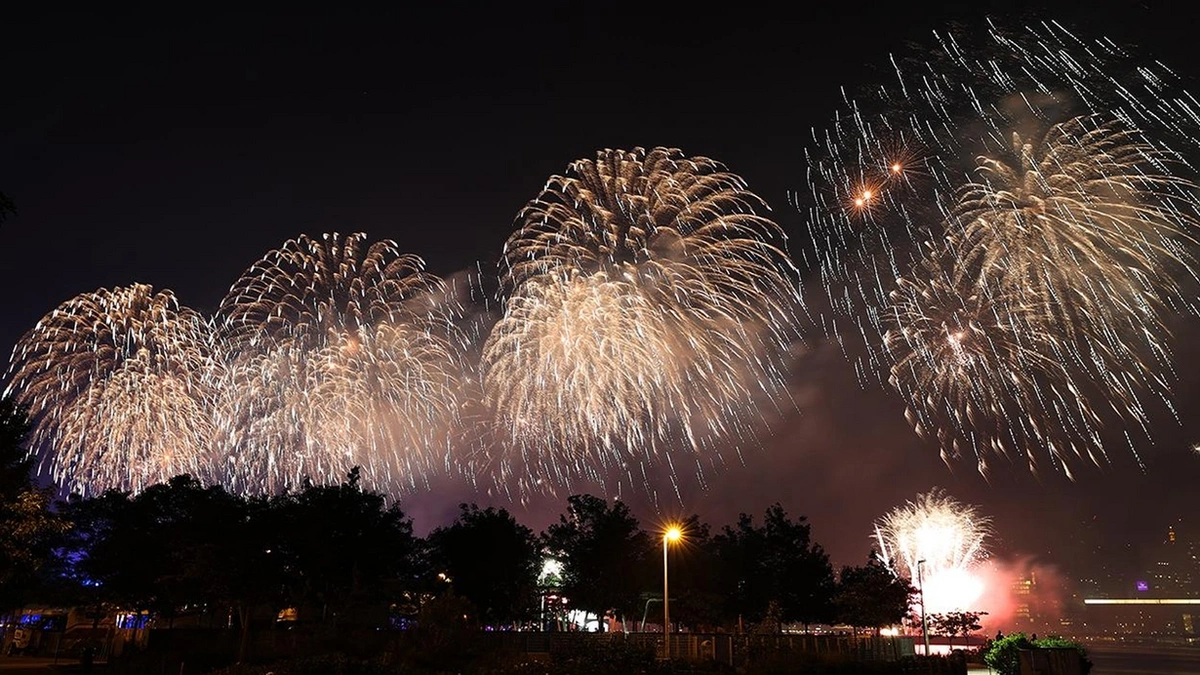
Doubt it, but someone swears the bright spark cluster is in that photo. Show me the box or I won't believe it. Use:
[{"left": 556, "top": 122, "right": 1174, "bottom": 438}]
[
  {"left": 479, "top": 147, "right": 803, "bottom": 498},
  {"left": 4, "top": 284, "right": 218, "bottom": 496},
  {"left": 213, "top": 232, "right": 466, "bottom": 495},
  {"left": 8, "top": 18, "right": 1200, "bottom": 497},
  {"left": 4, "top": 235, "right": 467, "bottom": 498},
  {"left": 875, "top": 489, "right": 991, "bottom": 614},
  {"left": 4, "top": 151, "right": 803, "bottom": 500},
  {"left": 800, "top": 19, "right": 1200, "bottom": 476}
]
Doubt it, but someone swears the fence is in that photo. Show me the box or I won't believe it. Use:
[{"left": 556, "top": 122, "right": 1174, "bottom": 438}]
[{"left": 480, "top": 631, "right": 916, "bottom": 665}]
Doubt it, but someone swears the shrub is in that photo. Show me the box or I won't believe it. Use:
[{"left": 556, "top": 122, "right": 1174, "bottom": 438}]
[
  {"left": 983, "top": 633, "right": 1091, "bottom": 675},
  {"left": 983, "top": 633, "right": 1033, "bottom": 675},
  {"left": 1032, "top": 636, "right": 1092, "bottom": 675}
]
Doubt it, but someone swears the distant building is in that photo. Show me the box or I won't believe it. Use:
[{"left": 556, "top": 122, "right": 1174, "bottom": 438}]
[
  {"left": 1076, "top": 522, "right": 1200, "bottom": 641},
  {"left": 1010, "top": 572, "right": 1034, "bottom": 628},
  {"left": 1148, "top": 525, "right": 1198, "bottom": 595}
]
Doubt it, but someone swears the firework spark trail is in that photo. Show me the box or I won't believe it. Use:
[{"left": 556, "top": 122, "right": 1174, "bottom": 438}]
[
  {"left": 875, "top": 489, "right": 991, "bottom": 613},
  {"left": 479, "top": 147, "right": 803, "bottom": 499},
  {"left": 887, "top": 116, "right": 1195, "bottom": 476},
  {"left": 214, "top": 232, "right": 465, "bottom": 495},
  {"left": 885, "top": 256, "right": 1095, "bottom": 475},
  {"left": 799, "top": 19, "right": 1200, "bottom": 476},
  {"left": 4, "top": 284, "right": 218, "bottom": 496}
]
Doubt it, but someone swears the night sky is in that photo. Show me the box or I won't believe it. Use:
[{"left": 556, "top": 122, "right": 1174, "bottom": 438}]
[{"left": 3, "top": 2, "right": 1198, "bottom": 583}]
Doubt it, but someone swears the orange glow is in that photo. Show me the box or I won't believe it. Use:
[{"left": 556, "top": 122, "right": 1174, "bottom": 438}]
[
  {"left": 664, "top": 525, "right": 682, "bottom": 543},
  {"left": 851, "top": 185, "right": 877, "bottom": 212}
]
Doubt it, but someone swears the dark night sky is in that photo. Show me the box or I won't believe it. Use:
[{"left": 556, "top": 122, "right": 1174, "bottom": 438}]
[{"left": 3, "top": 2, "right": 1198, "bottom": 578}]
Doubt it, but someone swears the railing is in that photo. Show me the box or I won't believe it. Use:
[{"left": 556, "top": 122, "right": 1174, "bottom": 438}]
[{"left": 479, "top": 631, "right": 916, "bottom": 665}]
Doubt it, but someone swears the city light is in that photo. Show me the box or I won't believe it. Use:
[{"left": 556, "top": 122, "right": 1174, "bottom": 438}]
[{"left": 663, "top": 524, "right": 683, "bottom": 658}]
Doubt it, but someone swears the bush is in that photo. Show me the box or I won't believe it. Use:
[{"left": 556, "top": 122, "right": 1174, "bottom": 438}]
[
  {"left": 1031, "top": 636, "right": 1092, "bottom": 675},
  {"left": 396, "top": 592, "right": 482, "bottom": 672},
  {"left": 983, "top": 634, "right": 1033, "bottom": 675},
  {"left": 983, "top": 633, "right": 1091, "bottom": 675}
]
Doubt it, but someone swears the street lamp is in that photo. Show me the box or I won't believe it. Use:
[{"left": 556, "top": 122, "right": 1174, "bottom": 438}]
[
  {"left": 663, "top": 525, "right": 682, "bottom": 659},
  {"left": 916, "top": 559, "right": 929, "bottom": 656}
]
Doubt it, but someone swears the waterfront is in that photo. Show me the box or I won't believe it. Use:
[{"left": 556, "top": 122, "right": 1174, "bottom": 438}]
[{"left": 1080, "top": 643, "right": 1200, "bottom": 675}]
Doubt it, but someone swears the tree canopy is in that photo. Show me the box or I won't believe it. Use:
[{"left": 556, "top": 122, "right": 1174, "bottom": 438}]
[
  {"left": 833, "top": 551, "right": 915, "bottom": 631},
  {"left": 271, "top": 468, "right": 418, "bottom": 627},
  {"left": 713, "top": 504, "right": 836, "bottom": 629},
  {"left": 426, "top": 503, "right": 540, "bottom": 627},
  {"left": 1, "top": 472, "right": 921, "bottom": 659},
  {"left": 928, "top": 610, "right": 988, "bottom": 648},
  {"left": 542, "top": 494, "right": 653, "bottom": 621},
  {"left": 0, "top": 398, "right": 67, "bottom": 612}
]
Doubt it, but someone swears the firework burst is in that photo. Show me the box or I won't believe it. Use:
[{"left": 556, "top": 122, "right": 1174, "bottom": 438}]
[
  {"left": 479, "top": 146, "right": 802, "bottom": 498},
  {"left": 875, "top": 489, "right": 991, "bottom": 613},
  {"left": 214, "top": 232, "right": 465, "bottom": 494},
  {"left": 800, "top": 18, "right": 1200, "bottom": 475},
  {"left": 951, "top": 117, "right": 1196, "bottom": 326},
  {"left": 4, "top": 284, "right": 218, "bottom": 496},
  {"left": 887, "top": 115, "right": 1193, "bottom": 475}
]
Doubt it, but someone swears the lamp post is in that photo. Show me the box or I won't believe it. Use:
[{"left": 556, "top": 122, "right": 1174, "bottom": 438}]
[
  {"left": 917, "top": 559, "right": 929, "bottom": 656},
  {"left": 663, "top": 525, "right": 682, "bottom": 659}
]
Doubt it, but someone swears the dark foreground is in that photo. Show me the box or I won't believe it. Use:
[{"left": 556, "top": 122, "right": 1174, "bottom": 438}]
[
  {"left": 0, "top": 656, "right": 93, "bottom": 674},
  {"left": 1083, "top": 643, "right": 1200, "bottom": 675},
  {"left": 5, "top": 641, "right": 1196, "bottom": 674}
]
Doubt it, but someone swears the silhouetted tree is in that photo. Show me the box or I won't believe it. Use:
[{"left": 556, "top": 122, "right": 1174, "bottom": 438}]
[
  {"left": 714, "top": 503, "right": 835, "bottom": 630},
  {"left": 833, "top": 551, "right": 915, "bottom": 632},
  {"left": 0, "top": 398, "right": 34, "bottom": 494},
  {"left": 543, "top": 494, "right": 653, "bottom": 625},
  {"left": 928, "top": 610, "right": 987, "bottom": 649},
  {"left": 0, "top": 190, "right": 14, "bottom": 224},
  {"left": 165, "top": 485, "right": 282, "bottom": 662},
  {"left": 0, "top": 398, "right": 69, "bottom": 612},
  {"left": 426, "top": 503, "right": 540, "bottom": 627},
  {"left": 272, "top": 468, "right": 418, "bottom": 629},
  {"left": 60, "top": 475, "right": 270, "bottom": 629}
]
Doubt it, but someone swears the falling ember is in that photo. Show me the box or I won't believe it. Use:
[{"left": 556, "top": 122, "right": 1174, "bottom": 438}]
[
  {"left": 213, "top": 232, "right": 466, "bottom": 495},
  {"left": 479, "top": 146, "right": 803, "bottom": 498},
  {"left": 886, "top": 116, "right": 1195, "bottom": 476},
  {"left": 799, "top": 19, "right": 1200, "bottom": 477},
  {"left": 4, "top": 284, "right": 218, "bottom": 496}
]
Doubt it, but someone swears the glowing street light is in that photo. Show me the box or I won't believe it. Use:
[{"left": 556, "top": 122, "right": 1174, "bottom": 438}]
[{"left": 663, "top": 525, "right": 682, "bottom": 659}]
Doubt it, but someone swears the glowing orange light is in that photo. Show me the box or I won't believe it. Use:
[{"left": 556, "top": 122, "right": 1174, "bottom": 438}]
[
  {"left": 665, "top": 525, "right": 682, "bottom": 543},
  {"left": 891, "top": 162, "right": 902, "bottom": 174}
]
